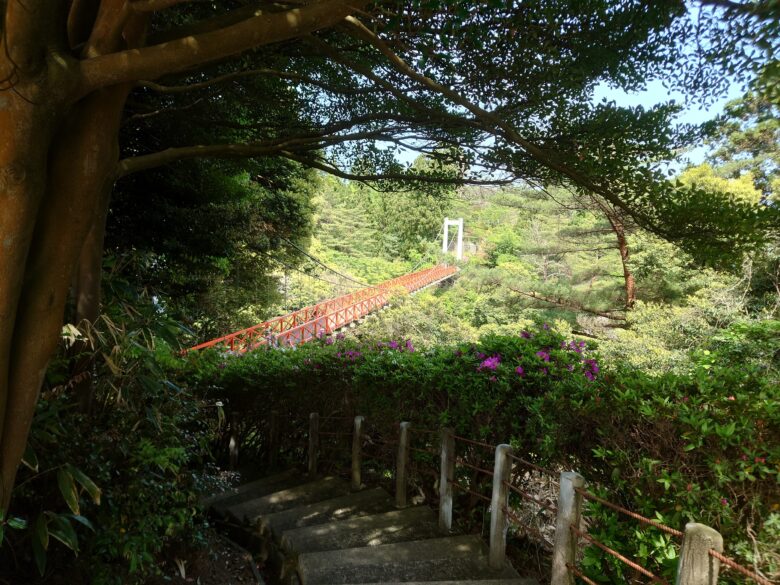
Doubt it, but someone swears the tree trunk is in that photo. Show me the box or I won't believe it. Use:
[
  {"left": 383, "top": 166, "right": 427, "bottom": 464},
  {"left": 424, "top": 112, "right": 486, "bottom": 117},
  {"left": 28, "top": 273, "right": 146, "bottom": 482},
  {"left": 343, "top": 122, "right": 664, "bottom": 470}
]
[{"left": 612, "top": 220, "right": 636, "bottom": 309}]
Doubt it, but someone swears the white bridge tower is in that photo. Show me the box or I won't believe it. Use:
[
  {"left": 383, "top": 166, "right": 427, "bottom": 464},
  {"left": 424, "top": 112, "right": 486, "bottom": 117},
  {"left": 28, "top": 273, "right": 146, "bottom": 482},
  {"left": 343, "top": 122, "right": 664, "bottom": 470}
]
[{"left": 442, "top": 217, "right": 464, "bottom": 260}]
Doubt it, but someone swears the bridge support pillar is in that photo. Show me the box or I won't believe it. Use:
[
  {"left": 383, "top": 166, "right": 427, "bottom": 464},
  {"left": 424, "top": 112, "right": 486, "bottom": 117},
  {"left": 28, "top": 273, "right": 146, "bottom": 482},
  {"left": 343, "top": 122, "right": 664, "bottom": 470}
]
[{"left": 442, "top": 217, "right": 464, "bottom": 260}]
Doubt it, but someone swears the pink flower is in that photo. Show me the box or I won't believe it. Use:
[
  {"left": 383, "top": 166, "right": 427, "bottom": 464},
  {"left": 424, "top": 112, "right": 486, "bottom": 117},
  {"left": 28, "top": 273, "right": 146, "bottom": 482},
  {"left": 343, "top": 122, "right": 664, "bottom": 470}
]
[
  {"left": 489, "top": 376, "right": 497, "bottom": 382},
  {"left": 515, "top": 366, "right": 525, "bottom": 377},
  {"left": 728, "top": 395, "right": 735, "bottom": 401},
  {"left": 478, "top": 355, "right": 501, "bottom": 371}
]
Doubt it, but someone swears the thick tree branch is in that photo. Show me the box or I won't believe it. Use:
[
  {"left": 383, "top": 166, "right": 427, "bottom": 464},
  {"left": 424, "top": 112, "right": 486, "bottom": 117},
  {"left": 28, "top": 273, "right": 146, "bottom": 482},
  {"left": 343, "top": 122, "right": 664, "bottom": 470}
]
[
  {"left": 139, "top": 67, "right": 377, "bottom": 95},
  {"left": 78, "top": 0, "right": 365, "bottom": 95},
  {"left": 508, "top": 287, "right": 627, "bottom": 321},
  {"left": 4, "top": 0, "right": 63, "bottom": 74},
  {"left": 129, "top": 0, "right": 207, "bottom": 12},
  {"left": 279, "top": 151, "right": 512, "bottom": 187},
  {"left": 341, "top": 16, "right": 647, "bottom": 219}
]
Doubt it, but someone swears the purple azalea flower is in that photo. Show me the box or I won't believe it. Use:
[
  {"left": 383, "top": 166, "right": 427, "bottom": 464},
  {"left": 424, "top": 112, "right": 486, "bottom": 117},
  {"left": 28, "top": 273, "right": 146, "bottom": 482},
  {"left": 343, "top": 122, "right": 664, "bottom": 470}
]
[
  {"left": 325, "top": 338, "right": 334, "bottom": 346},
  {"left": 535, "top": 350, "right": 551, "bottom": 362},
  {"left": 454, "top": 349, "right": 463, "bottom": 357},
  {"left": 515, "top": 366, "right": 525, "bottom": 377},
  {"left": 489, "top": 375, "right": 498, "bottom": 382},
  {"left": 543, "top": 323, "right": 550, "bottom": 330},
  {"left": 541, "top": 367, "right": 549, "bottom": 375},
  {"left": 520, "top": 331, "right": 532, "bottom": 339},
  {"left": 405, "top": 339, "right": 415, "bottom": 353},
  {"left": 478, "top": 355, "right": 501, "bottom": 371},
  {"left": 336, "top": 332, "right": 346, "bottom": 341},
  {"left": 388, "top": 340, "right": 400, "bottom": 350},
  {"left": 584, "top": 371, "right": 595, "bottom": 382},
  {"left": 567, "top": 364, "right": 574, "bottom": 371}
]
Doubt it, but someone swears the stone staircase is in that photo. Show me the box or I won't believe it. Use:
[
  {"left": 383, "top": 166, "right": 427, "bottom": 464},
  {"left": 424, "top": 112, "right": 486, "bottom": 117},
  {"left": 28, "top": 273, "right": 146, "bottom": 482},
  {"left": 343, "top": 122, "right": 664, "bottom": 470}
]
[{"left": 207, "top": 468, "right": 535, "bottom": 585}]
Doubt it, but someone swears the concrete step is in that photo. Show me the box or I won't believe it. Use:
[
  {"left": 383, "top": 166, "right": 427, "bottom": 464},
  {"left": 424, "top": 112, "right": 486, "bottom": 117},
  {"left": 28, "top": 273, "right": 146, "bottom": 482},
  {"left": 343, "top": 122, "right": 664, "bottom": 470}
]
[
  {"left": 281, "top": 505, "right": 441, "bottom": 554},
  {"left": 296, "top": 535, "right": 519, "bottom": 585},
  {"left": 225, "top": 476, "right": 352, "bottom": 523},
  {"left": 261, "top": 487, "right": 395, "bottom": 538},
  {"left": 205, "top": 469, "right": 305, "bottom": 510}
]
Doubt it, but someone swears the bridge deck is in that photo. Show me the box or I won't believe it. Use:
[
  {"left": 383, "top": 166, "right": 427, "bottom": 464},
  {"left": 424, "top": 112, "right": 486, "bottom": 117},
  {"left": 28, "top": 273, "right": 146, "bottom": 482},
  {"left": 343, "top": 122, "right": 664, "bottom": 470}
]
[{"left": 186, "top": 264, "right": 457, "bottom": 353}]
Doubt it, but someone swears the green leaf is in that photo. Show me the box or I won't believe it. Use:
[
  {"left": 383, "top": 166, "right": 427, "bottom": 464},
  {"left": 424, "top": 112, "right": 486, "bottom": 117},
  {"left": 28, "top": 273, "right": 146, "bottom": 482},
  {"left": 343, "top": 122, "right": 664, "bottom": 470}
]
[
  {"left": 46, "top": 514, "right": 79, "bottom": 553},
  {"left": 22, "top": 443, "right": 39, "bottom": 472},
  {"left": 7, "top": 516, "right": 27, "bottom": 530},
  {"left": 33, "top": 514, "right": 49, "bottom": 550},
  {"left": 65, "top": 464, "right": 101, "bottom": 506},
  {"left": 31, "top": 525, "right": 47, "bottom": 576},
  {"left": 68, "top": 515, "right": 95, "bottom": 532},
  {"left": 57, "top": 468, "right": 80, "bottom": 515}
]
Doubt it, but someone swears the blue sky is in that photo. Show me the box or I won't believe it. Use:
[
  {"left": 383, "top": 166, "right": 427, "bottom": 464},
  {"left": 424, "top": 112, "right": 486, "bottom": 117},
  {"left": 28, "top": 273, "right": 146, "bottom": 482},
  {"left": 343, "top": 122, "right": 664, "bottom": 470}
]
[{"left": 593, "top": 79, "right": 745, "bottom": 166}]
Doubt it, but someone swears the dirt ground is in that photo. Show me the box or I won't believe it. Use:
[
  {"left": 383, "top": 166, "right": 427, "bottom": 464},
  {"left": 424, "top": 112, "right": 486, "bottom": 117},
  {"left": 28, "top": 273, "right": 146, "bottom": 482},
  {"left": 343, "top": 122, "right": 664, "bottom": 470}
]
[{"left": 148, "top": 533, "right": 260, "bottom": 585}]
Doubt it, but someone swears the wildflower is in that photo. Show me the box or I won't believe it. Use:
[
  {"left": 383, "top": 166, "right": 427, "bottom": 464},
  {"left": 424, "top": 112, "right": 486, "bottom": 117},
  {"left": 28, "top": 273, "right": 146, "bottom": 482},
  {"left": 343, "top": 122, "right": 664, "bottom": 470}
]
[
  {"left": 584, "top": 371, "right": 595, "bottom": 381},
  {"left": 721, "top": 498, "right": 728, "bottom": 506},
  {"left": 325, "top": 338, "right": 334, "bottom": 346},
  {"left": 316, "top": 329, "right": 325, "bottom": 339},
  {"left": 388, "top": 340, "right": 400, "bottom": 350},
  {"left": 520, "top": 330, "right": 532, "bottom": 339},
  {"left": 543, "top": 323, "right": 550, "bottom": 330},
  {"left": 454, "top": 349, "right": 463, "bottom": 357},
  {"left": 535, "top": 350, "right": 551, "bottom": 362},
  {"left": 755, "top": 457, "right": 766, "bottom": 464},
  {"left": 515, "top": 366, "right": 525, "bottom": 377},
  {"left": 405, "top": 339, "right": 415, "bottom": 353},
  {"left": 489, "top": 376, "right": 497, "bottom": 382},
  {"left": 541, "top": 367, "right": 549, "bottom": 375},
  {"left": 478, "top": 355, "right": 501, "bottom": 371},
  {"left": 566, "top": 364, "right": 574, "bottom": 372},
  {"left": 336, "top": 332, "right": 346, "bottom": 341}
]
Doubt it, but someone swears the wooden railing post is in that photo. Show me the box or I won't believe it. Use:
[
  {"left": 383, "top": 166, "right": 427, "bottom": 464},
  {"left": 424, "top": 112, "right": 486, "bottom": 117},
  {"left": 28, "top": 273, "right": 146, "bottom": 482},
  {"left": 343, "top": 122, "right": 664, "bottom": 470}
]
[
  {"left": 351, "top": 416, "right": 365, "bottom": 490},
  {"left": 438, "top": 427, "right": 455, "bottom": 531},
  {"left": 675, "top": 523, "right": 723, "bottom": 585},
  {"left": 489, "top": 444, "right": 513, "bottom": 569},
  {"left": 229, "top": 411, "right": 239, "bottom": 470},
  {"left": 268, "top": 410, "right": 280, "bottom": 468},
  {"left": 308, "top": 412, "right": 319, "bottom": 476},
  {"left": 551, "top": 471, "right": 585, "bottom": 585},
  {"left": 396, "top": 422, "right": 411, "bottom": 508}
]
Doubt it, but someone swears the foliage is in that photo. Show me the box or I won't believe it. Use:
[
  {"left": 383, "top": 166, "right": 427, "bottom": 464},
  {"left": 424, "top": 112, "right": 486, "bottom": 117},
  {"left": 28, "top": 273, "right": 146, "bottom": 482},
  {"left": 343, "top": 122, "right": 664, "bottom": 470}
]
[
  {"left": 2, "top": 281, "right": 216, "bottom": 584},
  {"left": 185, "top": 325, "right": 778, "bottom": 583}
]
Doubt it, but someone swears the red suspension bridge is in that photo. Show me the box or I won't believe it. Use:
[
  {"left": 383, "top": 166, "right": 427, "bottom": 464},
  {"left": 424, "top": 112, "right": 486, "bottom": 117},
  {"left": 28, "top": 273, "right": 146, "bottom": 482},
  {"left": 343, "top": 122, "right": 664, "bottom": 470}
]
[{"left": 186, "top": 264, "right": 458, "bottom": 353}]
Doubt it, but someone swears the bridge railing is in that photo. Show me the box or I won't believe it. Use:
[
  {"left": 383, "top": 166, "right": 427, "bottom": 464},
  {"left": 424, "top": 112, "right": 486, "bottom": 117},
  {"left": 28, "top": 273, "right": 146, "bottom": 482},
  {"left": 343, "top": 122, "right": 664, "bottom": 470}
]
[
  {"left": 186, "top": 264, "right": 457, "bottom": 353},
  {"left": 286, "top": 413, "right": 769, "bottom": 585}
]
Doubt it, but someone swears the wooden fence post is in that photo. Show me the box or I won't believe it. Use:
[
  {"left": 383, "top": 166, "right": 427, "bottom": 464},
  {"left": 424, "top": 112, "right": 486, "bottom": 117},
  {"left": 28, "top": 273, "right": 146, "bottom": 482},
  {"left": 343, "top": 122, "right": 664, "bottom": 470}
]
[
  {"left": 489, "top": 444, "right": 513, "bottom": 569},
  {"left": 439, "top": 427, "right": 455, "bottom": 531},
  {"left": 308, "top": 412, "right": 319, "bottom": 476},
  {"left": 229, "top": 411, "right": 239, "bottom": 470},
  {"left": 268, "top": 410, "right": 280, "bottom": 468},
  {"left": 351, "top": 416, "right": 365, "bottom": 490},
  {"left": 675, "top": 523, "right": 723, "bottom": 585},
  {"left": 396, "top": 422, "right": 411, "bottom": 508},
  {"left": 551, "top": 471, "right": 585, "bottom": 585}
]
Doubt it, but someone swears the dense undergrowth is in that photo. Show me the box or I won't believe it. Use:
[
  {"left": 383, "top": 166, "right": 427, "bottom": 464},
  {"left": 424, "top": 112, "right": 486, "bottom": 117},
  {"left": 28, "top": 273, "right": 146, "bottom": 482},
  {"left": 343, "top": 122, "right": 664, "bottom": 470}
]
[{"left": 181, "top": 326, "right": 779, "bottom": 584}]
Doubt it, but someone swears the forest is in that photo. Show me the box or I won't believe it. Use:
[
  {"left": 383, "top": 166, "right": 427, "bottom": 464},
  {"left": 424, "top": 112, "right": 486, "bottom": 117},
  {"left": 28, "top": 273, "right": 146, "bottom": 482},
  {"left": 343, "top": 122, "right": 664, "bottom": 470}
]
[{"left": 0, "top": 0, "right": 777, "bottom": 584}]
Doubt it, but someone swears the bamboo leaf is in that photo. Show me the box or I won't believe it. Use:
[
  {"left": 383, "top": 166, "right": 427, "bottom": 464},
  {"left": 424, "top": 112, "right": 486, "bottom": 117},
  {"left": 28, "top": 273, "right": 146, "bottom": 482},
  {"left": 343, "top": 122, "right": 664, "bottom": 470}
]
[
  {"left": 57, "top": 469, "right": 80, "bottom": 515},
  {"left": 65, "top": 464, "right": 101, "bottom": 506}
]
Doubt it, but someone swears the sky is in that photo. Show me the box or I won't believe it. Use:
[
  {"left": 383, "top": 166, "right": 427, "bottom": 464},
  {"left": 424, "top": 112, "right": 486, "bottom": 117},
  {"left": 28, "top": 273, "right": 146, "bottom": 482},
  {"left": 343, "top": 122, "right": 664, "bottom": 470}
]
[{"left": 593, "top": 79, "right": 746, "bottom": 166}]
